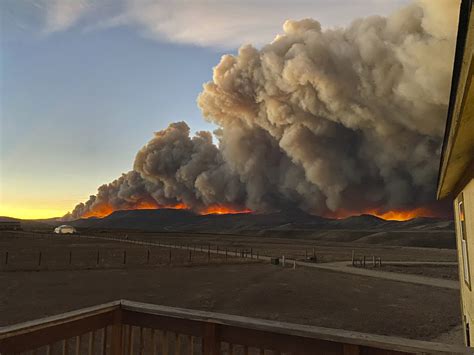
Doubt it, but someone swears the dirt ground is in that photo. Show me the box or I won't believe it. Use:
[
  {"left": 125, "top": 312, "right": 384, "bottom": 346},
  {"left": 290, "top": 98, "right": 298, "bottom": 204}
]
[
  {"left": 0, "top": 264, "right": 461, "bottom": 341},
  {"left": 380, "top": 264, "right": 459, "bottom": 280},
  {"left": 83, "top": 231, "right": 458, "bottom": 263},
  {"left": 0, "top": 231, "right": 462, "bottom": 343},
  {"left": 0, "top": 232, "right": 247, "bottom": 271}
]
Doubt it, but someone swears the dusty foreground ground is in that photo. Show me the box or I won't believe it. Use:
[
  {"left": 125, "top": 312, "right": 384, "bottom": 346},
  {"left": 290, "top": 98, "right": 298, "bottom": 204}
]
[
  {"left": 0, "top": 263, "right": 460, "bottom": 341},
  {"left": 380, "top": 264, "right": 459, "bottom": 280}
]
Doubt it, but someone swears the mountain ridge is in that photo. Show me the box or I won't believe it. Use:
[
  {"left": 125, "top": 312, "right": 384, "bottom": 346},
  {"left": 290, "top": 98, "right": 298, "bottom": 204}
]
[{"left": 59, "top": 208, "right": 454, "bottom": 232}]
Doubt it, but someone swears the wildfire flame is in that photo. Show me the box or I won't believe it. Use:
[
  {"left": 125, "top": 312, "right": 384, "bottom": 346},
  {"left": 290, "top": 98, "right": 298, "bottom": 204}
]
[
  {"left": 82, "top": 204, "right": 116, "bottom": 218},
  {"left": 82, "top": 201, "right": 186, "bottom": 218},
  {"left": 82, "top": 200, "right": 435, "bottom": 221},
  {"left": 368, "top": 208, "right": 435, "bottom": 221},
  {"left": 200, "top": 205, "right": 253, "bottom": 215},
  {"left": 82, "top": 202, "right": 252, "bottom": 218},
  {"left": 326, "top": 207, "right": 437, "bottom": 221}
]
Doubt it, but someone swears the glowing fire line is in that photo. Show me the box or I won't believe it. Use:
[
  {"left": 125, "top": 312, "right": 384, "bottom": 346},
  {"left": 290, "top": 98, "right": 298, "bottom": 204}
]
[
  {"left": 83, "top": 201, "right": 434, "bottom": 221},
  {"left": 82, "top": 202, "right": 252, "bottom": 218},
  {"left": 325, "top": 207, "right": 436, "bottom": 221}
]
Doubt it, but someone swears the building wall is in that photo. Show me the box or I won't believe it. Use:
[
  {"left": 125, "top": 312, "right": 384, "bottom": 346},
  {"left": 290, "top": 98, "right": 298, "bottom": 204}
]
[{"left": 455, "top": 178, "right": 474, "bottom": 345}]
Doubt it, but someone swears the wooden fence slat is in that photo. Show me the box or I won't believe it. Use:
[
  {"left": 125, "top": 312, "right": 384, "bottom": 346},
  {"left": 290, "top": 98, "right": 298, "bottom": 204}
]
[
  {"left": 102, "top": 327, "right": 107, "bottom": 355},
  {"left": 162, "top": 330, "right": 168, "bottom": 355},
  {"left": 128, "top": 326, "right": 134, "bottom": 355},
  {"left": 176, "top": 332, "right": 181, "bottom": 355},
  {"left": 152, "top": 329, "right": 157, "bottom": 355},
  {"left": 75, "top": 335, "right": 80, "bottom": 355},
  {"left": 111, "top": 323, "right": 123, "bottom": 355},
  {"left": 139, "top": 327, "right": 145, "bottom": 355},
  {"left": 189, "top": 335, "right": 194, "bottom": 355},
  {"left": 343, "top": 344, "right": 360, "bottom": 355},
  {"left": 88, "top": 331, "right": 94, "bottom": 355},
  {"left": 203, "top": 323, "right": 219, "bottom": 355}
]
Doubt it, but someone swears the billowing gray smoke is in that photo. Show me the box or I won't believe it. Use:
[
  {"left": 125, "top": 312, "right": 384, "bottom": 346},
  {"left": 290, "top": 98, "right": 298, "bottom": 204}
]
[{"left": 67, "top": 0, "right": 459, "bottom": 220}]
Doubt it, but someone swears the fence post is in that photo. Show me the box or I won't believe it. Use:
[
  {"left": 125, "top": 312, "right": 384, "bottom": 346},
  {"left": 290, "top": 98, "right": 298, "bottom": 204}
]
[
  {"left": 250, "top": 248, "right": 253, "bottom": 259},
  {"left": 169, "top": 249, "right": 172, "bottom": 264},
  {"left": 282, "top": 255, "right": 285, "bottom": 267},
  {"left": 123, "top": 250, "right": 127, "bottom": 265},
  {"left": 38, "top": 251, "right": 42, "bottom": 267},
  {"left": 225, "top": 248, "right": 228, "bottom": 260},
  {"left": 5, "top": 251, "right": 8, "bottom": 265},
  {"left": 363, "top": 256, "right": 366, "bottom": 268},
  {"left": 305, "top": 250, "right": 308, "bottom": 259},
  {"left": 147, "top": 249, "right": 150, "bottom": 264},
  {"left": 373, "top": 255, "right": 376, "bottom": 267},
  {"left": 351, "top": 250, "right": 355, "bottom": 266}
]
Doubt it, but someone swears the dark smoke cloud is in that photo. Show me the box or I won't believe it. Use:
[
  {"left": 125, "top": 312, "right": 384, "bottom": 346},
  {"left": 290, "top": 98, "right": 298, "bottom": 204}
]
[{"left": 67, "top": 0, "right": 458, "bottom": 220}]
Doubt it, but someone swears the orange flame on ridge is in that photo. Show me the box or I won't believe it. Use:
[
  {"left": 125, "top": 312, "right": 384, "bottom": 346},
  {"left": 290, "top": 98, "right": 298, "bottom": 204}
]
[
  {"left": 326, "top": 207, "right": 436, "bottom": 221},
  {"left": 82, "top": 202, "right": 252, "bottom": 218},
  {"left": 82, "top": 201, "right": 188, "bottom": 218},
  {"left": 368, "top": 207, "right": 434, "bottom": 221},
  {"left": 200, "top": 205, "right": 253, "bottom": 215}
]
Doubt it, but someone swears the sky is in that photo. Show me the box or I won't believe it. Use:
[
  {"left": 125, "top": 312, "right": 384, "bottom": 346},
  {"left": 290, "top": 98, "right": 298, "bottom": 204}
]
[{"left": 1, "top": 0, "right": 411, "bottom": 219}]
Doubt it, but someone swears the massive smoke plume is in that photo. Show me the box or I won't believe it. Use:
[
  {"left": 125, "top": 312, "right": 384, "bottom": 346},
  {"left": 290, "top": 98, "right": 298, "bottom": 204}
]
[{"left": 67, "top": 0, "right": 459, "bottom": 220}]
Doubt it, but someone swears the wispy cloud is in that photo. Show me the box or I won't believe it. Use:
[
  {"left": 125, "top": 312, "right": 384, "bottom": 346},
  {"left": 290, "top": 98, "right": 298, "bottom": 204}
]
[
  {"left": 98, "top": 0, "right": 411, "bottom": 48},
  {"left": 3, "top": 0, "right": 411, "bottom": 48},
  {"left": 43, "top": 0, "right": 92, "bottom": 33}
]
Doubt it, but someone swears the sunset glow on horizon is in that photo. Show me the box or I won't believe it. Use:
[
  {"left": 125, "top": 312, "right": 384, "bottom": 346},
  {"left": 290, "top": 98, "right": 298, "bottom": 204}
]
[{"left": 0, "top": 204, "right": 68, "bottom": 220}]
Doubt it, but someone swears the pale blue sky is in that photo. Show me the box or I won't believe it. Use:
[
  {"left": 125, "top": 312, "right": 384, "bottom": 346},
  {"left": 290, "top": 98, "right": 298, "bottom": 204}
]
[{"left": 0, "top": 0, "right": 410, "bottom": 218}]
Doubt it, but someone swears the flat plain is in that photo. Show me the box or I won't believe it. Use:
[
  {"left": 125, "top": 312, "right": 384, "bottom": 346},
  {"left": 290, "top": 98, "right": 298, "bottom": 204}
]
[{"left": 0, "top": 230, "right": 461, "bottom": 343}]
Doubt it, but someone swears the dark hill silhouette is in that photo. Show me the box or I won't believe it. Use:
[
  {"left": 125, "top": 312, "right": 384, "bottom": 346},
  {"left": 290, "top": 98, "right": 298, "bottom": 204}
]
[
  {"left": 64, "top": 209, "right": 454, "bottom": 234},
  {"left": 3, "top": 210, "right": 455, "bottom": 249}
]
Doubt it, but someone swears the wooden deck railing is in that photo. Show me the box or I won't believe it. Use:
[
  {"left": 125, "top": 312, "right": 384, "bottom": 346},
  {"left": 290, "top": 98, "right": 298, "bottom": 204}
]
[{"left": 0, "top": 300, "right": 468, "bottom": 355}]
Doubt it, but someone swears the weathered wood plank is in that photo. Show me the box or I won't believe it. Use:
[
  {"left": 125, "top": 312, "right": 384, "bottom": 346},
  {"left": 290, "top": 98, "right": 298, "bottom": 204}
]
[
  {"left": 0, "top": 300, "right": 468, "bottom": 355},
  {"left": 75, "top": 335, "right": 81, "bottom": 355},
  {"left": 203, "top": 323, "right": 219, "bottom": 355},
  {"left": 0, "top": 306, "right": 120, "bottom": 353},
  {"left": 120, "top": 300, "right": 465, "bottom": 355},
  {"left": 88, "top": 331, "right": 94, "bottom": 355},
  {"left": 102, "top": 327, "right": 107, "bottom": 355},
  {"left": 122, "top": 310, "right": 203, "bottom": 338}
]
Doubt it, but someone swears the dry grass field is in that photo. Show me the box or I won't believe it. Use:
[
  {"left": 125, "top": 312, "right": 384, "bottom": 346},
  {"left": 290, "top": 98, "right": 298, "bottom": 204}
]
[
  {"left": 85, "top": 230, "right": 458, "bottom": 263},
  {"left": 0, "top": 232, "right": 250, "bottom": 272},
  {"left": 379, "top": 264, "right": 459, "bottom": 280},
  {"left": 0, "top": 230, "right": 462, "bottom": 343}
]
